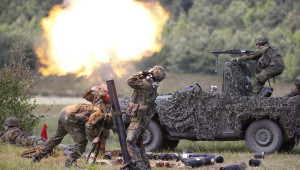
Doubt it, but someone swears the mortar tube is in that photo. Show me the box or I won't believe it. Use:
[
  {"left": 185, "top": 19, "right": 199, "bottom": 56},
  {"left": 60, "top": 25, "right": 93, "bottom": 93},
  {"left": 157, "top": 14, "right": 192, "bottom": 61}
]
[
  {"left": 162, "top": 154, "right": 172, "bottom": 160},
  {"left": 184, "top": 157, "right": 215, "bottom": 167},
  {"left": 146, "top": 152, "right": 153, "bottom": 160},
  {"left": 249, "top": 159, "right": 261, "bottom": 167},
  {"left": 192, "top": 154, "right": 224, "bottom": 163},
  {"left": 254, "top": 152, "right": 266, "bottom": 159},
  {"left": 104, "top": 152, "right": 112, "bottom": 160},
  {"left": 220, "top": 162, "right": 247, "bottom": 170},
  {"left": 171, "top": 153, "right": 179, "bottom": 160},
  {"left": 106, "top": 80, "right": 131, "bottom": 164}
]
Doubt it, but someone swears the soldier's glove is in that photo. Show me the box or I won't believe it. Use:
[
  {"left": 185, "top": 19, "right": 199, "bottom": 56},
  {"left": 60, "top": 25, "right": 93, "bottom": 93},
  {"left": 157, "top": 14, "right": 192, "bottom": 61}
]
[{"left": 139, "top": 70, "right": 150, "bottom": 78}]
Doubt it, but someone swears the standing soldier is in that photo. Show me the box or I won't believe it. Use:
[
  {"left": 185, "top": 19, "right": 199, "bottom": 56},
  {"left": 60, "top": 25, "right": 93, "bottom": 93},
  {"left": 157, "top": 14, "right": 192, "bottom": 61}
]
[
  {"left": 0, "top": 116, "right": 46, "bottom": 148},
  {"left": 31, "top": 83, "right": 114, "bottom": 167},
  {"left": 126, "top": 65, "right": 165, "bottom": 170},
  {"left": 286, "top": 75, "right": 300, "bottom": 97},
  {"left": 235, "top": 35, "right": 285, "bottom": 96}
]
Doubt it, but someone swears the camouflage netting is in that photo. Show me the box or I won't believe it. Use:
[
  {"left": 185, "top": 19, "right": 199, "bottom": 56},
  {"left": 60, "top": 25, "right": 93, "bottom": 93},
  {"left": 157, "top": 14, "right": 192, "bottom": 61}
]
[
  {"left": 223, "top": 61, "right": 300, "bottom": 138},
  {"left": 225, "top": 95, "right": 300, "bottom": 137},
  {"left": 222, "top": 61, "right": 252, "bottom": 96},
  {"left": 156, "top": 87, "right": 300, "bottom": 139},
  {"left": 157, "top": 86, "right": 223, "bottom": 140},
  {"left": 119, "top": 60, "right": 300, "bottom": 140}
]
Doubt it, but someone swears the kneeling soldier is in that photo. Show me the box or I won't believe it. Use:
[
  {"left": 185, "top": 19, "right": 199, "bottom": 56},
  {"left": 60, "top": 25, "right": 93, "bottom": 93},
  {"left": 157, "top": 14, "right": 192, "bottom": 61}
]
[{"left": 31, "top": 83, "right": 114, "bottom": 167}]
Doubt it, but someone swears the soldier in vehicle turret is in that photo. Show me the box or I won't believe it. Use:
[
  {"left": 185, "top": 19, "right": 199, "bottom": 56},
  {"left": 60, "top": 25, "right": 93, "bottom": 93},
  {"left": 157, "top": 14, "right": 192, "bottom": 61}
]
[
  {"left": 286, "top": 75, "right": 300, "bottom": 97},
  {"left": 234, "top": 35, "right": 285, "bottom": 96}
]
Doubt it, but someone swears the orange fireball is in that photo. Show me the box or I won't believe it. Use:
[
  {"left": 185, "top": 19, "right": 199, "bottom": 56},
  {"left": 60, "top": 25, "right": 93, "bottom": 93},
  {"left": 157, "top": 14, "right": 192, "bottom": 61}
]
[{"left": 36, "top": 0, "right": 169, "bottom": 77}]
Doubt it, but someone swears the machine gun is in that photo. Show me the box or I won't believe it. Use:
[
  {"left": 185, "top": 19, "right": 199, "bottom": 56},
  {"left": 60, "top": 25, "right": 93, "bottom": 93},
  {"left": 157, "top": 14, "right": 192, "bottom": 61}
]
[
  {"left": 211, "top": 49, "right": 255, "bottom": 72},
  {"left": 86, "top": 106, "right": 110, "bottom": 164}
]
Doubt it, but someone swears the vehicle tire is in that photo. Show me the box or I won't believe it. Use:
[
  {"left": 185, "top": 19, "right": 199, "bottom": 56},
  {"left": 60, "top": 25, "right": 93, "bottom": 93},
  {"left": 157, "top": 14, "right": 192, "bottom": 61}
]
[
  {"left": 161, "top": 138, "right": 180, "bottom": 150},
  {"left": 245, "top": 119, "right": 283, "bottom": 153},
  {"left": 279, "top": 138, "right": 295, "bottom": 153},
  {"left": 143, "top": 120, "right": 163, "bottom": 152}
]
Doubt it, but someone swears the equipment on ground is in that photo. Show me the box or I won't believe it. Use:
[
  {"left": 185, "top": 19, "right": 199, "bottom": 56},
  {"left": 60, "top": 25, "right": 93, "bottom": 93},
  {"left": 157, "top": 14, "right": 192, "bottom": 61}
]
[
  {"left": 220, "top": 162, "right": 247, "bottom": 170},
  {"left": 254, "top": 152, "right": 266, "bottom": 159},
  {"left": 249, "top": 159, "right": 261, "bottom": 167},
  {"left": 192, "top": 154, "right": 224, "bottom": 163},
  {"left": 184, "top": 157, "right": 215, "bottom": 167}
]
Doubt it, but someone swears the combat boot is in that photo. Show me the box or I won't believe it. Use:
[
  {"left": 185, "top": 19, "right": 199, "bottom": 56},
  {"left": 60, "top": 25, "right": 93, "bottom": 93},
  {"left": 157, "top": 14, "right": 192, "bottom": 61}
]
[
  {"left": 145, "top": 161, "right": 151, "bottom": 170},
  {"left": 31, "top": 155, "right": 40, "bottom": 163},
  {"left": 253, "top": 79, "right": 264, "bottom": 96},
  {"left": 135, "top": 160, "right": 147, "bottom": 170}
]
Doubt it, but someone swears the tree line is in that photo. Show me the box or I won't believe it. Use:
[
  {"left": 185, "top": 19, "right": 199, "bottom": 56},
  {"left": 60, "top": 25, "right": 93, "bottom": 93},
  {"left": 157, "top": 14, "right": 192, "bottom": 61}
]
[
  {"left": 0, "top": 0, "right": 299, "bottom": 81},
  {"left": 0, "top": 0, "right": 62, "bottom": 69},
  {"left": 139, "top": 0, "right": 300, "bottom": 81}
]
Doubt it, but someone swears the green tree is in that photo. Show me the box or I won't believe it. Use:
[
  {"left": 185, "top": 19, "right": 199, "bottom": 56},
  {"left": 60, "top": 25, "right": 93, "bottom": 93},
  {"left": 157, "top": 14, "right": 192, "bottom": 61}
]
[
  {"left": 0, "top": 40, "right": 42, "bottom": 132},
  {"left": 0, "top": 0, "right": 62, "bottom": 70}
]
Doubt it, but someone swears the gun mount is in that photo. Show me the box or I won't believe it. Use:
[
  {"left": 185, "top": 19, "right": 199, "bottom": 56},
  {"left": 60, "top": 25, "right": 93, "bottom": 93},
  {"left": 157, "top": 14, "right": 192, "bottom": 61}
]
[{"left": 211, "top": 49, "right": 255, "bottom": 72}]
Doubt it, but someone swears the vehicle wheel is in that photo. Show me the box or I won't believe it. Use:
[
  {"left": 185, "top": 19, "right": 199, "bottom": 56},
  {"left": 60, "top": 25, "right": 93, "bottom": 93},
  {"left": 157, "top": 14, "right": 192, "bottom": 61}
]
[
  {"left": 279, "top": 138, "right": 295, "bottom": 153},
  {"left": 161, "top": 138, "right": 180, "bottom": 150},
  {"left": 245, "top": 119, "right": 283, "bottom": 153},
  {"left": 143, "top": 120, "right": 163, "bottom": 152}
]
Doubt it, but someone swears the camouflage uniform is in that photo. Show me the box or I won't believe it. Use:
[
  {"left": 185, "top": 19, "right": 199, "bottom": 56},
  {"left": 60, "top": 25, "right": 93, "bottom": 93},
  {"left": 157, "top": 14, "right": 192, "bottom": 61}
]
[
  {"left": 126, "top": 66, "right": 165, "bottom": 170},
  {"left": 238, "top": 35, "right": 285, "bottom": 95},
  {"left": 32, "top": 88, "right": 113, "bottom": 167},
  {"left": 287, "top": 75, "right": 300, "bottom": 97},
  {"left": 82, "top": 88, "right": 112, "bottom": 155},
  {"left": 0, "top": 117, "right": 45, "bottom": 148}
]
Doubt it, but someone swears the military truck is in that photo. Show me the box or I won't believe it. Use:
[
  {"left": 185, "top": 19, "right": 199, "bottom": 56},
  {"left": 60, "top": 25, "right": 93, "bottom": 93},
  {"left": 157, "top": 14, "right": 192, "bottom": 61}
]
[{"left": 119, "top": 60, "right": 300, "bottom": 153}]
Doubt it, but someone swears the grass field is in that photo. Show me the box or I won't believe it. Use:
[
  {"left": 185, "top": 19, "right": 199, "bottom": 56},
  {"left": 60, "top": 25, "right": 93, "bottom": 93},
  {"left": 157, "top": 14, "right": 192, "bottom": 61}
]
[
  {"left": 24, "top": 101, "right": 300, "bottom": 169},
  {"left": 1, "top": 73, "right": 299, "bottom": 169},
  {"left": 1, "top": 134, "right": 300, "bottom": 169},
  {"left": 2, "top": 107, "right": 300, "bottom": 169}
]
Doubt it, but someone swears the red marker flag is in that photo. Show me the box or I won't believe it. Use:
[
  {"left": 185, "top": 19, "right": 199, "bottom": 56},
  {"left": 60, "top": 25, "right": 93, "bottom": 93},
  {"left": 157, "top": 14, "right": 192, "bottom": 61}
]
[{"left": 41, "top": 124, "right": 48, "bottom": 140}]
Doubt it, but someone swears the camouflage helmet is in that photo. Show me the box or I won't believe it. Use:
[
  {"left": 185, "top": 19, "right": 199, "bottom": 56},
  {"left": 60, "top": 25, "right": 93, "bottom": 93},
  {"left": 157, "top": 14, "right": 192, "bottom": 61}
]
[
  {"left": 149, "top": 65, "right": 165, "bottom": 82},
  {"left": 4, "top": 116, "right": 19, "bottom": 127},
  {"left": 295, "top": 75, "right": 300, "bottom": 88},
  {"left": 255, "top": 35, "right": 269, "bottom": 46}
]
